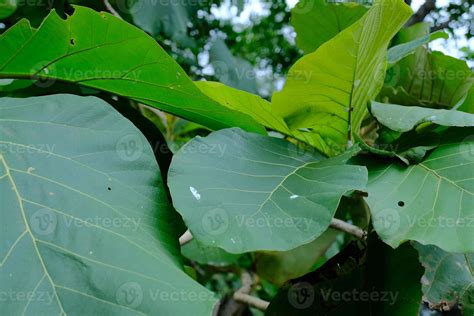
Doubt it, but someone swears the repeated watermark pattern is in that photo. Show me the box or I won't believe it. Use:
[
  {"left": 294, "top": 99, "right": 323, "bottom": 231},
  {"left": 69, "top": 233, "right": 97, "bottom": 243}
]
[{"left": 29, "top": 208, "right": 142, "bottom": 235}]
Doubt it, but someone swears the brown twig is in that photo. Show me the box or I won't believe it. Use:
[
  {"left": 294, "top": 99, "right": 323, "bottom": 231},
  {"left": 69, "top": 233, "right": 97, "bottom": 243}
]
[
  {"left": 232, "top": 272, "right": 270, "bottom": 311},
  {"left": 330, "top": 218, "right": 367, "bottom": 239},
  {"left": 406, "top": 0, "right": 436, "bottom": 27},
  {"left": 179, "top": 229, "right": 193, "bottom": 246}
]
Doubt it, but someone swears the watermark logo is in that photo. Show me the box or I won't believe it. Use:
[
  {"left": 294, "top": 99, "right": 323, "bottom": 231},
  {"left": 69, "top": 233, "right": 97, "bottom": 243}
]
[
  {"left": 288, "top": 282, "right": 315, "bottom": 309},
  {"left": 30, "top": 209, "right": 57, "bottom": 235},
  {"left": 115, "top": 0, "right": 143, "bottom": 14},
  {"left": 116, "top": 282, "right": 143, "bottom": 308},
  {"left": 373, "top": 208, "right": 400, "bottom": 237},
  {"left": 202, "top": 208, "right": 229, "bottom": 235},
  {"left": 116, "top": 134, "right": 144, "bottom": 162},
  {"left": 31, "top": 61, "right": 56, "bottom": 88}
]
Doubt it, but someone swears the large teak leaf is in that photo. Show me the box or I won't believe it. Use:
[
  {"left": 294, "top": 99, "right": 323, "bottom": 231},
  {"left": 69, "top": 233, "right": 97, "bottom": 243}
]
[
  {"left": 0, "top": 6, "right": 264, "bottom": 134},
  {"left": 273, "top": 0, "right": 412, "bottom": 156},
  {"left": 168, "top": 128, "right": 367, "bottom": 253},
  {"left": 366, "top": 128, "right": 474, "bottom": 252},
  {"left": 0, "top": 94, "right": 218, "bottom": 315}
]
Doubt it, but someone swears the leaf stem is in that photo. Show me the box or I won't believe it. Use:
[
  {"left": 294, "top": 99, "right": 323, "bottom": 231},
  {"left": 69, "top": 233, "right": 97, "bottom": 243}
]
[{"left": 330, "top": 218, "right": 367, "bottom": 239}]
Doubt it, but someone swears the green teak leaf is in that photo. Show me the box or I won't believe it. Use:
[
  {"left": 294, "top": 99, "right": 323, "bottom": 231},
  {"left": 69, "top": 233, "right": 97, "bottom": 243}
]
[
  {"left": 0, "top": 6, "right": 265, "bottom": 134},
  {"left": 266, "top": 238, "right": 423, "bottom": 315},
  {"left": 387, "top": 30, "right": 448, "bottom": 67},
  {"left": 195, "top": 81, "right": 328, "bottom": 150},
  {"left": 119, "top": 0, "right": 195, "bottom": 45},
  {"left": 182, "top": 240, "right": 241, "bottom": 267},
  {"left": 168, "top": 128, "right": 367, "bottom": 253},
  {"left": 414, "top": 243, "right": 474, "bottom": 314},
  {"left": 0, "top": 94, "right": 218, "bottom": 314},
  {"left": 370, "top": 101, "right": 474, "bottom": 132},
  {"left": 0, "top": 0, "right": 17, "bottom": 19},
  {"left": 273, "top": 0, "right": 412, "bottom": 156},
  {"left": 455, "top": 85, "right": 474, "bottom": 114},
  {"left": 381, "top": 23, "right": 474, "bottom": 109},
  {"left": 365, "top": 128, "right": 474, "bottom": 252},
  {"left": 291, "top": 0, "right": 367, "bottom": 53},
  {"left": 255, "top": 193, "right": 370, "bottom": 286},
  {"left": 255, "top": 228, "right": 339, "bottom": 286},
  {"left": 208, "top": 38, "right": 258, "bottom": 94}
]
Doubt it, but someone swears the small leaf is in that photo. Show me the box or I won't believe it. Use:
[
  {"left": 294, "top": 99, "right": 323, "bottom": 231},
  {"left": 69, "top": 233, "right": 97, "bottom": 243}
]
[
  {"left": 255, "top": 228, "right": 339, "bottom": 286},
  {"left": 370, "top": 101, "right": 474, "bottom": 132},
  {"left": 414, "top": 243, "right": 474, "bottom": 314},
  {"left": 0, "top": 0, "right": 17, "bottom": 19},
  {"left": 381, "top": 23, "right": 473, "bottom": 109},
  {"left": 291, "top": 0, "right": 367, "bottom": 53},
  {"left": 387, "top": 30, "right": 448, "bottom": 66},
  {"left": 266, "top": 238, "right": 423, "bottom": 315},
  {"left": 182, "top": 240, "right": 241, "bottom": 267},
  {"left": 209, "top": 38, "right": 258, "bottom": 94}
]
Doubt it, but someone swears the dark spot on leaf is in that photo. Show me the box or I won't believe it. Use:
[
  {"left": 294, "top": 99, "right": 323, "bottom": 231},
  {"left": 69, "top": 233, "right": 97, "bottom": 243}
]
[
  {"left": 107, "top": 187, "right": 111, "bottom": 191},
  {"left": 70, "top": 38, "right": 75, "bottom": 45},
  {"left": 398, "top": 201, "right": 405, "bottom": 207}
]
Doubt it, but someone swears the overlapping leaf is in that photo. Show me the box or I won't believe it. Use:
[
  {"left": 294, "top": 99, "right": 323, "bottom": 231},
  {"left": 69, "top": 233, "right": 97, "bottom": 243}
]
[
  {"left": 168, "top": 128, "right": 367, "bottom": 253},
  {"left": 0, "top": 0, "right": 17, "bottom": 19},
  {"left": 0, "top": 94, "right": 218, "bottom": 314},
  {"left": 414, "top": 243, "right": 474, "bottom": 314},
  {"left": 273, "top": 0, "right": 412, "bottom": 156},
  {"left": 366, "top": 128, "right": 474, "bottom": 252},
  {"left": 195, "top": 81, "right": 329, "bottom": 150},
  {"left": 387, "top": 30, "right": 448, "bottom": 66},
  {"left": 208, "top": 38, "right": 258, "bottom": 94},
  {"left": 116, "top": 0, "right": 196, "bottom": 45},
  {"left": 266, "top": 239, "right": 423, "bottom": 315},
  {"left": 0, "top": 6, "right": 265, "bottom": 134},
  {"left": 370, "top": 101, "right": 474, "bottom": 132},
  {"left": 381, "top": 23, "right": 474, "bottom": 109},
  {"left": 255, "top": 194, "right": 370, "bottom": 285},
  {"left": 291, "top": 0, "right": 367, "bottom": 53}
]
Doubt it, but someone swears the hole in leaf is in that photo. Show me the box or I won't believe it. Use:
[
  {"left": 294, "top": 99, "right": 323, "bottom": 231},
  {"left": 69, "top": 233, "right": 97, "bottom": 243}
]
[
  {"left": 70, "top": 38, "right": 75, "bottom": 45},
  {"left": 398, "top": 201, "right": 405, "bottom": 207}
]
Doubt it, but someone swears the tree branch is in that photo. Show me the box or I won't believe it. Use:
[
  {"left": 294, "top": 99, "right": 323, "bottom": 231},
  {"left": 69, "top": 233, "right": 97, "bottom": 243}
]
[
  {"left": 330, "top": 218, "right": 366, "bottom": 239},
  {"left": 103, "top": 0, "right": 123, "bottom": 19},
  {"left": 406, "top": 0, "right": 436, "bottom": 27},
  {"left": 179, "top": 229, "right": 193, "bottom": 246},
  {"left": 431, "top": 20, "right": 452, "bottom": 32},
  {"left": 232, "top": 272, "right": 270, "bottom": 311}
]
